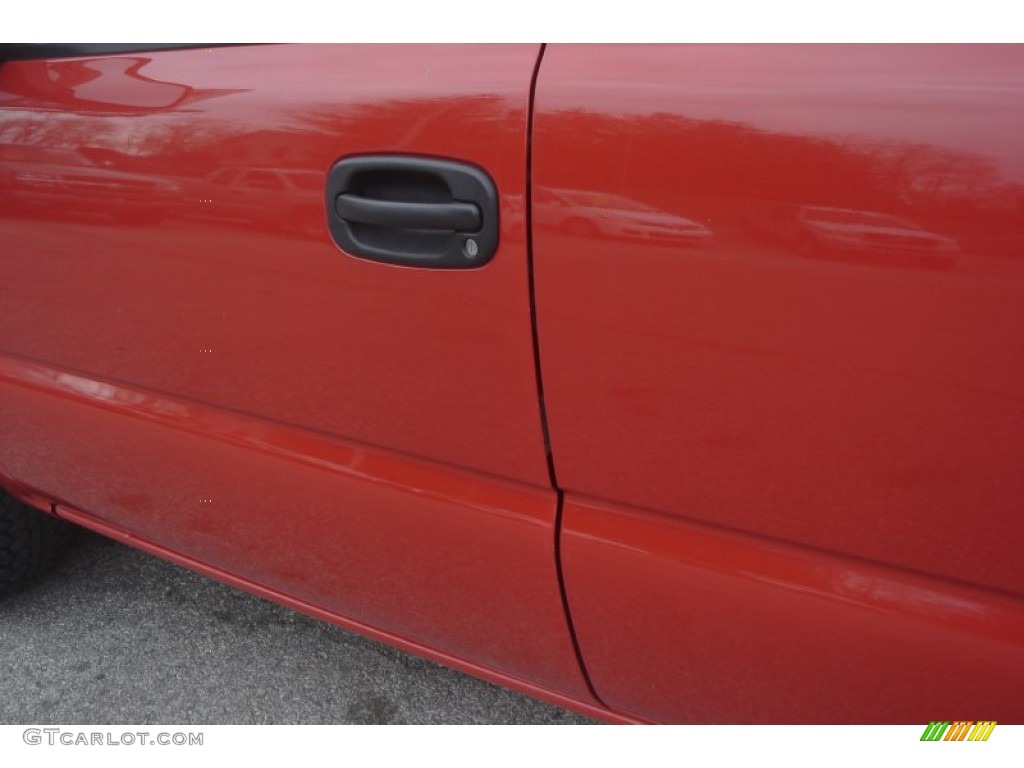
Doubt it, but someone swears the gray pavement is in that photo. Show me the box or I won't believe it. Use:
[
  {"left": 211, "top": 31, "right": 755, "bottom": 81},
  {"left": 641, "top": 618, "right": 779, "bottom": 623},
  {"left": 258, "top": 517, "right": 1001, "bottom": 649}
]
[{"left": 0, "top": 528, "right": 594, "bottom": 724}]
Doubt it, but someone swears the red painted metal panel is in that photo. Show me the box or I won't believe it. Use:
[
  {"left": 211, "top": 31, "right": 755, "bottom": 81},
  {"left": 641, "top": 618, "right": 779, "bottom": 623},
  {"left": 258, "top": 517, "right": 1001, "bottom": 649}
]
[
  {"left": 51, "top": 501, "right": 630, "bottom": 723},
  {"left": 0, "top": 44, "right": 549, "bottom": 486},
  {"left": 0, "top": 355, "right": 592, "bottom": 700},
  {"left": 533, "top": 45, "right": 1024, "bottom": 720},
  {"left": 0, "top": 45, "right": 596, "bottom": 707},
  {"left": 563, "top": 495, "right": 1024, "bottom": 723}
]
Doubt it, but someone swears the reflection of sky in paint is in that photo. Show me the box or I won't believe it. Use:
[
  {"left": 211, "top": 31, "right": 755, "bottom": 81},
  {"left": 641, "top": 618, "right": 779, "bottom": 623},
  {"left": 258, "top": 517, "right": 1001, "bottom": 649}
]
[
  {"left": 833, "top": 569, "right": 993, "bottom": 623},
  {"left": 0, "top": 45, "right": 531, "bottom": 157},
  {"left": 3, "top": 44, "right": 1021, "bottom": 181},
  {"left": 136, "top": 44, "right": 531, "bottom": 103},
  {"left": 68, "top": 59, "right": 190, "bottom": 108}
]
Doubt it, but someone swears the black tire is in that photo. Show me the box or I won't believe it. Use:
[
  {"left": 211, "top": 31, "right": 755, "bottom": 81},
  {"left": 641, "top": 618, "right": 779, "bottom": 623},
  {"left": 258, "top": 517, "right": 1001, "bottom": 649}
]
[{"left": 0, "top": 488, "right": 73, "bottom": 599}]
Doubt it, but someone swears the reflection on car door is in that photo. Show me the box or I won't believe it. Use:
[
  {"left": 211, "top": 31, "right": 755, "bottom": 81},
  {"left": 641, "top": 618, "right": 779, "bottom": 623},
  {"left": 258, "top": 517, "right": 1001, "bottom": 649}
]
[
  {"left": 0, "top": 44, "right": 594, "bottom": 706},
  {"left": 532, "top": 43, "right": 1024, "bottom": 723}
]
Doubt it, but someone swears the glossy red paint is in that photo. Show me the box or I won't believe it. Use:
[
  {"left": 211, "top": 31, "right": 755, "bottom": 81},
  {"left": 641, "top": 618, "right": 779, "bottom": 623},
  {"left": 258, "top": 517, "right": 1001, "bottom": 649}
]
[
  {"left": 0, "top": 354, "right": 592, "bottom": 701},
  {"left": 49, "top": 503, "right": 637, "bottom": 723},
  {"left": 3, "top": 43, "right": 1023, "bottom": 725},
  {"left": 0, "top": 44, "right": 549, "bottom": 487},
  {"left": 563, "top": 495, "right": 1024, "bottom": 723},
  {"left": 533, "top": 45, "right": 1024, "bottom": 721},
  {"left": 0, "top": 45, "right": 597, "bottom": 711}
]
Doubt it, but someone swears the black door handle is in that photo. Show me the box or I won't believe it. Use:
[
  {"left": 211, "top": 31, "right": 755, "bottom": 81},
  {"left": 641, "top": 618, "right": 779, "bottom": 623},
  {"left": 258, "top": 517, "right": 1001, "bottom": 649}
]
[
  {"left": 335, "top": 194, "right": 481, "bottom": 232},
  {"left": 326, "top": 155, "right": 500, "bottom": 268}
]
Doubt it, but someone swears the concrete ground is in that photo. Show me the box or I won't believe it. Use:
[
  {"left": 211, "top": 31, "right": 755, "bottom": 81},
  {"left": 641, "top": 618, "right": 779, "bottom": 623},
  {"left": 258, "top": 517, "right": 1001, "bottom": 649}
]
[{"left": 0, "top": 528, "right": 594, "bottom": 724}]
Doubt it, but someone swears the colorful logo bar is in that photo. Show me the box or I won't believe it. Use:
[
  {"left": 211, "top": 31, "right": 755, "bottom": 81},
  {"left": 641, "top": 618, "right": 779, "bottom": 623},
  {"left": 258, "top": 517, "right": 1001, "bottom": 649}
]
[{"left": 920, "top": 721, "right": 997, "bottom": 741}]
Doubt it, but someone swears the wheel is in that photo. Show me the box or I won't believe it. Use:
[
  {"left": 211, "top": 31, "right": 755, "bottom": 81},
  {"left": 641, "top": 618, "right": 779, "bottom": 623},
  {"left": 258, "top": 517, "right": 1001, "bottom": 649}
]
[{"left": 0, "top": 488, "right": 73, "bottom": 599}]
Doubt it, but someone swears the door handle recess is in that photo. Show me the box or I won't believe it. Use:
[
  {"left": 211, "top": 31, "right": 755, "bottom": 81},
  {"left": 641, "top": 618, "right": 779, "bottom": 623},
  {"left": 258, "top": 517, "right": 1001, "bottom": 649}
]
[
  {"left": 326, "top": 155, "right": 500, "bottom": 268},
  {"left": 335, "top": 195, "right": 481, "bottom": 232}
]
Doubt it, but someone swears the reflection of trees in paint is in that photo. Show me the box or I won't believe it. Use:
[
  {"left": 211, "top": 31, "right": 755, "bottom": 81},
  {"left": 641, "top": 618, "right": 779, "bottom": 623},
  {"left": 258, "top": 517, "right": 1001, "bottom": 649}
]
[
  {"left": 536, "top": 109, "right": 1024, "bottom": 257},
  {"left": 0, "top": 67, "right": 525, "bottom": 239},
  {"left": 2, "top": 58, "right": 1020, "bottom": 254},
  {"left": 0, "top": 56, "right": 243, "bottom": 112}
]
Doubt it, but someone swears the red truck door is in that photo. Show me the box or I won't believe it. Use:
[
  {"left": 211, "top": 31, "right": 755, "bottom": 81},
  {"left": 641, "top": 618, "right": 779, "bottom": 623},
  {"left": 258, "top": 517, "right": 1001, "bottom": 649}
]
[
  {"left": 0, "top": 44, "right": 594, "bottom": 708},
  {"left": 532, "top": 44, "right": 1024, "bottom": 722}
]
